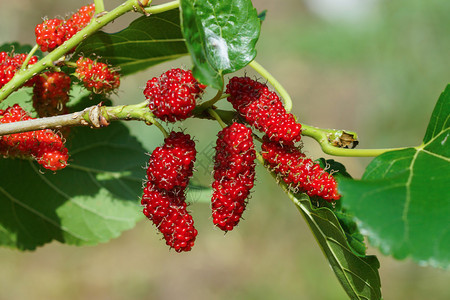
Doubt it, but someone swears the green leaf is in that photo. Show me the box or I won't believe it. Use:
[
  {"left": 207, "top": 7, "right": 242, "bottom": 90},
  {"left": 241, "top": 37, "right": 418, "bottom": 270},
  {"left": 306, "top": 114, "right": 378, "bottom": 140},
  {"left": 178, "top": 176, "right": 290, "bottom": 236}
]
[
  {"left": 179, "top": 0, "right": 222, "bottom": 89},
  {"left": 293, "top": 194, "right": 382, "bottom": 300},
  {"left": 0, "top": 42, "right": 43, "bottom": 58},
  {"left": 0, "top": 87, "right": 37, "bottom": 117},
  {"left": 180, "top": 0, "right": 260, "bottom": 89},
  {"left": 339, "top": 84, "right": 450, "bottom": 268},
  {"left": 314, "top": 158, "right": 366, "bottom": 256},
  {"left": 423, "top": 85, "right": 450, "bottom": 144},
  {"left": 0, "top": 122, "right": 147, "bottom": 250},
  {"left": 334, "top": 209, "right": 367, "bottom": 257},
  {"left": 74, "top": 9, "right": 188, "bottom": 76},
  {"left": 258, "top": 10, "right": 268, "bottom": 22}
]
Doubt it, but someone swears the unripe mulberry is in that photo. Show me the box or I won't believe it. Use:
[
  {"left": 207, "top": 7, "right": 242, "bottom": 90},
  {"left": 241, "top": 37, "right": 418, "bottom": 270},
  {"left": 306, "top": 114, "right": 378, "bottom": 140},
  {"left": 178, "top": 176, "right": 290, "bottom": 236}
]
[
  {"left": 261, "top": 136, "right": 340, "bottom": 201},
  {"left": 35, "top": 4, "right": 95, "bottom": 53},
  {"left": 0, "top": 104, "right": 69, "bottom": 171},
  {"left": 33, "top": 72, "right": 71, "bottom": 118},
  {"left": 34, "top": 18, "right": 67, "bottom": 53},
  {"left": 143, "top": 68, "right": 206, "bottom": 122},
  {"left": 0, "top": 52, "right": 38, "bottom": 89},
  {"left": 211, "top": 123, "right": 256, "bottom": 231},
  {"left": 141, "top": 131, "right": 198, "bottom": 252},
  {"left": 65, "top": 4, "right": 96, "bottom": 40},
  {"left": 75, "top": 57, "right": 120, "bottom": 94},
  {"left": 226, "top": 77, "right": 301, "bottom": 144}
]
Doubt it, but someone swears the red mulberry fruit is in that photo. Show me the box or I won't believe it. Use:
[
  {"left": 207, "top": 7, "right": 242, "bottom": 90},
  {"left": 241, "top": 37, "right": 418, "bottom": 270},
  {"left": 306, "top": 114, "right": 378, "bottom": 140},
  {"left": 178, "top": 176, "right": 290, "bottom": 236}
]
[
  {"left": 143, "top": 68, "right": 206, "bottom": 122},
  {"left": 0, "top": 104, "right": 69, "bottom": 171},
  {"left": 34, "top": 18, "right": 67, "bottom": 53},
  {"left": 146, "top": 132, "right": 197, "bottom": 191},
  {"left": 35, "top": 4, "right": 95, "bottom": 53},
  {"left": 0, "top": 52, "right": 38, "bottom": 89},
  {"left": 261, "top": 136, "right": 340, "bottom": 201},
  {"left": 33, "top": 72, "right": 71, "bottom": 117},
  {"left": 211, "top": 123, "right": 256, "bottom": 231},
  {"left": 141, "top": 131, "right": 198, "bottom": 252},
  {"left": 226, "top": 77, "right": 301, "bottom": 144},
  {"left": 65, "top": 4, "right": 96, "bottom": 40},
  {"left": 75, "top": 57, "right": 120, "bottom": 94},
  {"left": 141, "top": 182, "right": 197, "bottom": 252}
]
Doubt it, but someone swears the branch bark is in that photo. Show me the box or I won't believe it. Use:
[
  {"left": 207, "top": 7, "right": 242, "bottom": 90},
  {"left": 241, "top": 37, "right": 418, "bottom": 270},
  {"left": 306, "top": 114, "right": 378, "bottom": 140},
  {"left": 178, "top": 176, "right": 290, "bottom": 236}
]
[{"left": 0, "top": 102, "right": 154, "bottom": 135}]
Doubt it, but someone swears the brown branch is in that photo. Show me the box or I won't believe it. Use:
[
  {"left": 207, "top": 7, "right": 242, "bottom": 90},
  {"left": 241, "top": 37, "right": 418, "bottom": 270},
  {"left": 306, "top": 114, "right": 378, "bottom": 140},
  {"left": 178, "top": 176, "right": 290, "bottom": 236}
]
[
  {"left": 0, "top": 108, "right": 90, "bottom": 135},
  {"left": 0, "top": 101, "right": 237, "bottom": 136},
  {"left": 1, "top": 105, "right": 119, "bottom": 135}
]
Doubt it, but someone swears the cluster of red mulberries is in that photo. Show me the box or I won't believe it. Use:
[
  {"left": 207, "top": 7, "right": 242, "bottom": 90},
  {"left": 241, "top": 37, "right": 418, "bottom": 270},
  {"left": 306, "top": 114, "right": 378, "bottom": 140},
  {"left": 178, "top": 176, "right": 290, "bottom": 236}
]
[
  {"left": 0, "top": 104, "right": 69, "bottom": 171},
  {"left": 261, "top": 136, "right": 340, "bottom": 201},
  {"left": 211, "top": 123, "right": 256, "bottom": 231},
  {"left": 0, "top": 4, "right": 123, "bottom": 173},
  {"left": 75, "top": 57, "right": 120, "bottom": 94},
  {"left": 33, "top": 72, "right": 71, "bottom": 117},
  {"left": 136, "top": 72, "right": 342, "bottom": 252},
  {"left": 35, "top": 3, "right": 95, "bottom": 52},
  {"left": 0, "top": 52, "right": 38, "bottom": 88},
  {"left": 144, "top": 68, "right": 206, "bottom": 122},
  {"left": 141, "top": 132, "right": 198, "bottom": 252},
  {"left": 226, "top": 77, "right": 302, "bottom": 144}
]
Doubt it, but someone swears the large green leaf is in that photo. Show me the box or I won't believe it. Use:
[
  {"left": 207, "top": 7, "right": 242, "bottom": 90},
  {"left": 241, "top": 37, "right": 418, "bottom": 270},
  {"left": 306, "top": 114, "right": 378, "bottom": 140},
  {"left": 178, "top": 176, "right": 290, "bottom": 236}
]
[
  {"left": 180, "top": 0, "right": 260, "bottom": 89},
  {"left": 293, "top": 193, "right": 382, "bottom": 300},
  {"left": 74, "top": 9, "right": 187, "bottom": 76},
  {"left": 339, "top": 84, "right": 450, "bottom": 268},
  {"left": 0, "top": 121, "right": 147, "bottom": 250}
]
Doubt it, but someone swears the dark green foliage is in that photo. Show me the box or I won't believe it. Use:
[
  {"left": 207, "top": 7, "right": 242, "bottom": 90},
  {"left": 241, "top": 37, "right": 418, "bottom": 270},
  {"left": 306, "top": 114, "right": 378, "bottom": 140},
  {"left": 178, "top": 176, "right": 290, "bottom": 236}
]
[{"left": 75, "top": 10, "right": 188, "bottom": 76}]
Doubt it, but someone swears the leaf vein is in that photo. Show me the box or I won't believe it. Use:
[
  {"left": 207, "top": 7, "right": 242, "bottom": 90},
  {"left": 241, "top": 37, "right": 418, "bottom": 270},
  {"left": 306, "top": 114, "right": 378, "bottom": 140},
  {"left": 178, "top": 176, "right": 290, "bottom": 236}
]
[
  {"left": 402, "top": 149, "right": 420, "bottom": 243},
  {"left": 421, "top": 149, "right": 450, "bottom": 162},
  {"left": 0, "top": 186, "right": 87, "bottom": 241},
  {"left": 117, "top": 54, "right": 188, "bottom": 68}
]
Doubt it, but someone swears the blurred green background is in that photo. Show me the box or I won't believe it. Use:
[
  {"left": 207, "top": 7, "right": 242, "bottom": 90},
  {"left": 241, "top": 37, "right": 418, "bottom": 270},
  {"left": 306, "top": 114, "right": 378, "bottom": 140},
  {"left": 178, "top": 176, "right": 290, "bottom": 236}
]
[{"left": 1, "top": 0, "right": 449, "bottom": 299}]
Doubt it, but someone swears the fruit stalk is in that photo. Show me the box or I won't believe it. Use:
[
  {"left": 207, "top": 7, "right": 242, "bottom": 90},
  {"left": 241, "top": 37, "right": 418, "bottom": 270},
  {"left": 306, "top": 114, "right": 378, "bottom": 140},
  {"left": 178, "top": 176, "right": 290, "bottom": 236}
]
[
  {"left": 144, "top": 0, "right": 179, "bottom": 14},
  {"left": 301, "top": 123, "right": 408, "bottom": 157},
  {"left": 248, "top": 60, "right": 293, "bottom": 113},
  {"left": 93, "top": 0, "right": 105, "bottom": 14}
]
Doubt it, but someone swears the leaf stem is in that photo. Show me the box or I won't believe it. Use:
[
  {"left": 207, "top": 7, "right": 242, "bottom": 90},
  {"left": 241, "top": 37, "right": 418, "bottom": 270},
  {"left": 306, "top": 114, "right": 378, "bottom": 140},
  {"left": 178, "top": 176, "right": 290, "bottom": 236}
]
[
  {"left": 207, "top": 108, "right": 227, "bottom": 129},
  {"left": 145, "top": 0, "right": 179, "bottom": 14},
  {"left": 302, "top": 123, "right": 408, "bottom": 157},
  {"left": 145, "top": 115, "right": 168, "bottom": 138},
  {"left": 93, "top": 0, "right": 105, "bottom": 14},
  {"left": 0, "top": 0, "right": 140, "bottom": 103},
  {"left": 196, "top": 89, "right": 223, "bottom": 112},
  {"left": 140, "top": 0, "right": 152, "bottom": 7},
  {"left": 65, "top": 61, "right": 77, "bottom": 68},
  {"left": 20, "top": 44, "right": 39, "bottom": 71},
  {"left": 249, "top": 60, "right": 293, "bottom": 112}
]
